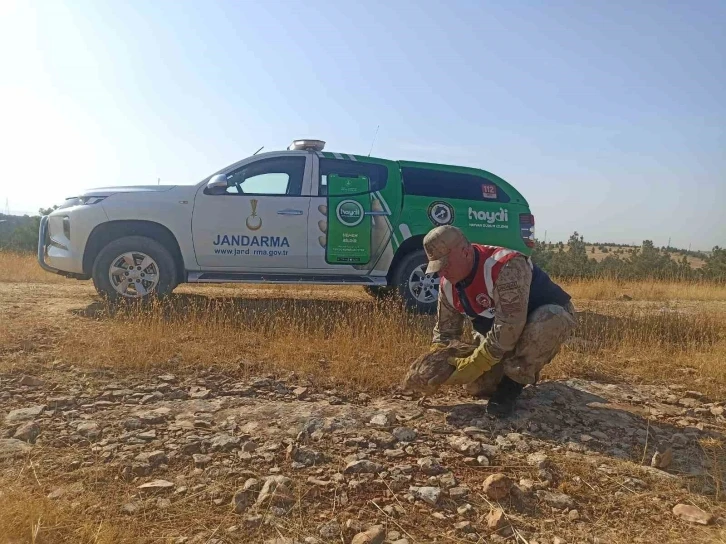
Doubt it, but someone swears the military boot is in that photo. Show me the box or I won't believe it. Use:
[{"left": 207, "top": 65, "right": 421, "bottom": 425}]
[{"left": 486, "top": 375, "right": 524, "bottom": 417}]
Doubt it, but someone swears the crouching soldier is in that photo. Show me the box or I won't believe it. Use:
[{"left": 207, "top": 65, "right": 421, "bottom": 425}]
[{"left": 424, "top": 225, "right": 577, "bottom": 417}]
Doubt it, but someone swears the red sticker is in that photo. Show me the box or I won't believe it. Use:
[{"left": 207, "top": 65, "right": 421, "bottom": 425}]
[{"left": 482, "top": 184, "right": 497, "bottom": 199}]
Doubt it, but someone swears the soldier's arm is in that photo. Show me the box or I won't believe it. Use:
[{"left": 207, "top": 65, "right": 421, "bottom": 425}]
[
  {"left": 432, "top": 289, "right": 464, "bottom": 344},
  {"left": 482, "top": 255, "right": 532, "bottom": 359}
]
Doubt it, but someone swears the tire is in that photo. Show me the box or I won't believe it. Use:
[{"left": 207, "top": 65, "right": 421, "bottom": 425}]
[
  {"left": 391, "top": 249, "right": 440, "bottom": 314},
  {"left": 91, "top": 235, "right": 177, "bottom": 302}
]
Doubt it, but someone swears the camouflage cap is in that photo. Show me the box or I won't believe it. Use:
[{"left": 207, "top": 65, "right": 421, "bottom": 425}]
[{"left": 423, "top": 225, "right": 469, "bottom": 274}]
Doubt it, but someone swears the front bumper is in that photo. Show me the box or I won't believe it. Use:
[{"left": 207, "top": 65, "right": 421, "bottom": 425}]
[{"left": 37, "top": 215, "right": 89, "bottom": 280}]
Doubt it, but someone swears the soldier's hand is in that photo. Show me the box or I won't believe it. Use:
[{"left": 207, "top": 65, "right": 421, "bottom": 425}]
[{"left": 443, "top": 344, "right": 500, "bottom": 385}]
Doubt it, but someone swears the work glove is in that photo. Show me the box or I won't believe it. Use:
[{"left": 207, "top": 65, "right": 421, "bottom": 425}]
[{"left": 443, "top": 343, "right": 500, "bottom": 385}]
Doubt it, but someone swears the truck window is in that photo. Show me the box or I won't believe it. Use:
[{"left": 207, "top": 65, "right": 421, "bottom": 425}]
[
  {"left": 319, "top": 159, "right": 388, "bottom": 196},
  {"left": 401, "top": 166, "right": 510, "bottom": 203},
  {"left": 225, "top": 156, "right": 306, "bottom": 196}
]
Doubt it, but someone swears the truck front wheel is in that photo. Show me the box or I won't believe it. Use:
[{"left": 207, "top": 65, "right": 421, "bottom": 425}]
[
  {"left": 91, "top": 236, "right": 177, "bottom": 302},
  {"left": 392, "top": 249, "right": 440, "bottom": 314}
]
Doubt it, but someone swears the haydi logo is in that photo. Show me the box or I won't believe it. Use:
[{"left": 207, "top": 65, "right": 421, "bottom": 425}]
[
  {"left": 336, "top": 200, "right": 365, "bottom": 227},
  {"left": 468, "top": 207, "right": 509, "bottom": 224}
]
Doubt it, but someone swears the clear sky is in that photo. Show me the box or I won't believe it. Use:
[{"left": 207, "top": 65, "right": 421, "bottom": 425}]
[{"left": 1, "top": 0, "right": 724, "bottom": 249}]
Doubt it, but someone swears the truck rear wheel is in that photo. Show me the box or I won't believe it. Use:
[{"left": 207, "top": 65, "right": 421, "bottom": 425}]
[
  {"left": 92, "top": 236, "right": 177, "bottom": 302},
  {"left": 392, "top": 249, "right": 439, "bottom": 314}
]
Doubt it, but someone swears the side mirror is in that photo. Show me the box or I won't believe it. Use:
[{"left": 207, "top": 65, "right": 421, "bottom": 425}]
[{"left": 205, "top": 174, "right": 228, "bottom": 195}]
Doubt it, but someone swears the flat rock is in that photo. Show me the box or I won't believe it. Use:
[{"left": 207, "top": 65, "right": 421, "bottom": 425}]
[
  {"left": 0, "top": 438, "right": 32, "bottom": 459},
  {"left": 483, "top": 474, "right": 512, "bottom": 500},
  {"left": 193, "top": 454, "right": 213, "bottom": 467},
  {"left": 189, "top": 386, "right": 211, "bottom": 399},
  {"left": 393, "top": 427, "right": 417, "bottom": 442},
  {"left": 210, "top": 434, "right": 241, "bottom": 452},
  {"left": 344, "top": 460, "right": 384, "bottom": 474},
  {"left": 256, "top": 475, "right": 294, "bottom": 507},
  {"left": 370, "top": 411, "right": 396, "bottom": 427},
  {"left": 526, "top": 452, "right": 551, "bottom": 469},
  {"left": 18, "top": 375, "right": 44, "bottom": 387},
  {"left": 410, "top": 486, "right": 442, "bottom": 506},
  {"left": 5, "top": 405, "right": 45, "bottom": 424},
  {"left": 448, "top": 435, "right": 481, "bottom": 456},
  {"left": 350, "top": 525, "right": 385, "bottom": 544},
  {"left": 138, "top": 479, "right": 174, "bottom": 494},
  {"left": 672, "top": 504, "right": 714, "bottom": 525},
  {"left": 536, "top": 490, "right": 575, "bottom": 509},
  {"left": 13, "top": 421, "right": 40, "bottom": 443},
  {"left": 487, "top": 508, "right": 506, "bottom": 530},
  {"left": 417, "top": 457, "right": 445, "bottom": 475}
]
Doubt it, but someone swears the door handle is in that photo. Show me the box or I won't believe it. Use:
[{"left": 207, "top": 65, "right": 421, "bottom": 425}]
[{"left": 277, "top": 209, "right": 304, "bottom": 216}]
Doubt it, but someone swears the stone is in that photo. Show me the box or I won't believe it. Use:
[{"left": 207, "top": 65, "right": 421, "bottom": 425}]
[
  {"left": 448, "top": 486, "right": 469, "bottom": 500},
  {"left": 651, "top": 447, "right": 673, "bottom": 469},
  {"left": 487, "top": 508, "right": 506, "bottom": 530},
  {"left": 417, "top": 457, "right": 445, "bottom": 475},
  {"left": 568, "top": 509, "right": 580, "bottom": 521},
  {"left": 448, "top": 436, "right": 481, "bottom": 456},
  {"left": 454, "top": 521, "right": 475, "bottom": 533},
  {"left": 526, "top": 452, "right": 551, "bottom": 470},
  {"left": 289, "top": 446, "right": 325, "bottom": 467},
  {"left": 19, "top": 375, "right": 44, "bottom": 387},
  {"left": 476, "top": 455, "right": 490, "bottom": 466},
  {"left": 157, "top": 498, "right": 172, "bottom": 510},
  {"left": 256, "top": 475, "right": 294, "bottom": 507},
  {"left": 350, "top": 525, "right": 385, "bottom": 544},
  {"left": 47, "top": 396, "right": 75, "bottom": 409},
  {"left": 483, "top": 474, "right": 512, "bottom": 500},
  {"left": 210, "top": 434, "right": 241, "bottom": 452},
  {"left": 193, "top": 454, "right": 213, "bottom": 468},
  {"left": 393, "top": 427, "right": 417, "bottom": 442},
  {"left": 318, "top": 520, "right": 341, "bottom": 540},
  {"left": 385, "top": 449, "right": 406, "bottom": 459},
  {"left": 241, "top": 440, "right": 258, "bottom": 452},
  {"left": 137, "top": 407, "right": 171, "bottom": 424},
  {"left": 536, "top": 490, "right": 575, "bottom": 509},
  {"left": 189, "top": 386, "right": 211, "bottom": 399},
  {"left": 135, "top": 450, "right": 168, "bottom": 466},
  {"left": 370, "top": 412, "right": 396, "bottom": 427},
  {"left": 13, "top": 421, "right": 40, "bottom": 443},
  {"left": 77, "top": 421, "right": 102, "bottom": 441},
  {"left": 232, "top": 479, "right": 262, "bottom": 513},
  {"left": 457, "top": 504, "right": 473, "bottom": 515},
  {"left": 0, "top": 438, "right": 32, "bottom": 460},
  {"left": 5, "top": 405, "right": 45, "bottom": 424},
  {"left": 672, "top": 504, "right": 714, "bottom": 525},
  {"left": 137, "top": 480, "right": 174, "bottom": 494},
  {"left": 710, "top": 406, "right": 724, "bottom": 417},
  {"left": 121, "top": 502, "right": 140, "bottom": 515},
  {"left": 410, "top": 486, "right": 442, "bottom": 506},
  {"left": 293, "top": 387, "right": 309, "bottom": 399},
  {"left": 138, "top": 430, "right": 157, "bottom": 441},
  {"left": 344, "top": 460, "right": 384, "bottom": 474}
]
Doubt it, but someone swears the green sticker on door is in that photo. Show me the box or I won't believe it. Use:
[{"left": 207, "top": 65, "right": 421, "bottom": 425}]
[{"left": 326, "top": 174, "right": 372, "bottom": 265}]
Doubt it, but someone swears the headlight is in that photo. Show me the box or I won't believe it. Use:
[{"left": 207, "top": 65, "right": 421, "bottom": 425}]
[{"left": 56, "top": 196, "right": 108, "bottom": 210}]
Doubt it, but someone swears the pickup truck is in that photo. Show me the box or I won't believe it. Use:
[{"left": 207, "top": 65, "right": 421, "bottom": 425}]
[{"left": 38, "top": 139, "right": 535, "bottom": 313}]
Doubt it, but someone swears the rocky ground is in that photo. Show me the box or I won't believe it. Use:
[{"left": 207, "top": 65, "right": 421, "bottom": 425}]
[{"left": 2, "top": 363, "right": 725, "bottom": 543}]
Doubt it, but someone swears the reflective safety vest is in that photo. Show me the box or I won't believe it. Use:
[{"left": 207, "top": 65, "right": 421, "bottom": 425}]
[{"left": 440, "top": 244, "right": 571, "bottom": 335}]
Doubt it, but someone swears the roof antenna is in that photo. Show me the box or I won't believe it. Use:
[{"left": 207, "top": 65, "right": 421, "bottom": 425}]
[
  {"left": 368, "top": 125, "right": 380, "bottom": 157},
  {"left": 253, "top": 145, "right": 264, "bottom": 156}
]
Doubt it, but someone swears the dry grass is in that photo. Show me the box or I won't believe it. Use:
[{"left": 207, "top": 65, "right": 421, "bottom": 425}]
[
  {"left": 0, "top": 251, "right": 69, "bottom": 283},
  {"left": 559, "top": 277, "right": 726, "bottom": 301}
]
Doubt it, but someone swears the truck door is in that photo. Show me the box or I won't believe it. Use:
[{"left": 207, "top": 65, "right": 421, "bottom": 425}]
[
  {"left": 192, "top": 154, "right": 311, "bottom": 270},
  {"left": 307, "top": 154, "right": 402, "bottom": 275}
]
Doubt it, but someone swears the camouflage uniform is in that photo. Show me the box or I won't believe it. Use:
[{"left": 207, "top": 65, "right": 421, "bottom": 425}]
[{"left": 433, "top": 254, "right": 577, "bottom": 397}]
